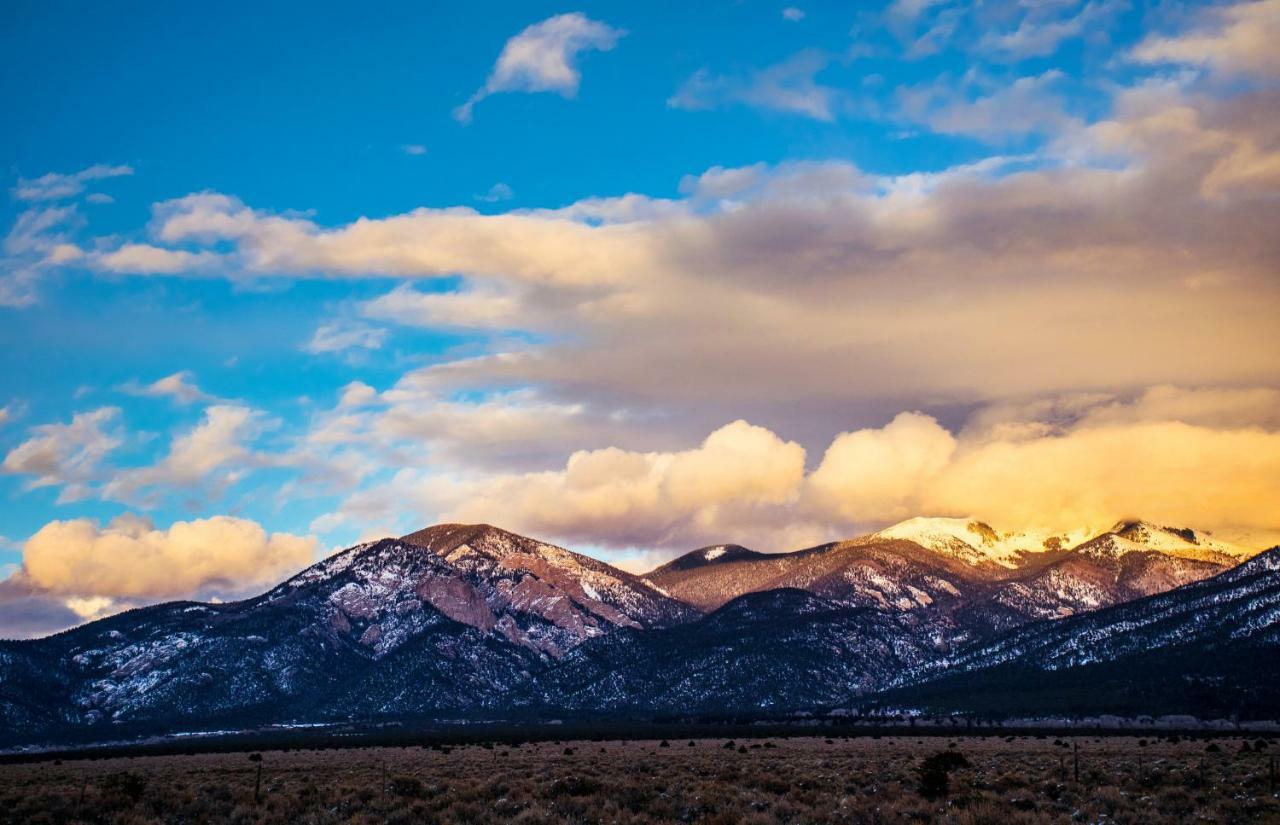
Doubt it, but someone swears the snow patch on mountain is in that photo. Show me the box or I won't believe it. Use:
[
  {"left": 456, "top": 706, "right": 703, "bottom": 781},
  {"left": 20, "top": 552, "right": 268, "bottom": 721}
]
[{"left": 871, "top": 517, "right": 1091, "bottom": 567}]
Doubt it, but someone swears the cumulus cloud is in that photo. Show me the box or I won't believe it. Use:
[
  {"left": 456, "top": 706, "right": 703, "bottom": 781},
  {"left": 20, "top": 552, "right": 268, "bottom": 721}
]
[
  {"left": 16, "top": 514, "right": 317, "bottom": 600},
  {"left": 338, "top": 381, "right": 379, "bottom": 408},
  {"left": 379, "top": 387, "right": 1280, "bottom": 554},
  {"left": 454, "top": 13, "right": 625, "bottom": 123},
  {"left": 11, "top": 164, "right": 133, "bottom": 202},
  {"left": 668, "top": 51, "right": 844, "bottom": 120},
  {"left": 121, "top": 370, "right": 214, "bottom": 405},
  {"left": 430, "top": 420, "right": 807, "bottom": 548},
  {"left": 1133, "top": 0, "right": 1280, "bottom": 78}
]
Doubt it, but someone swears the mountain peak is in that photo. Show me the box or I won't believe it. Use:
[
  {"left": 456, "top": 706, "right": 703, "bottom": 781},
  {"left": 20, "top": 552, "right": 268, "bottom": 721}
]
[
  {"left": 870, "top": 516, "right": 1056, "bottom": 568},
  {"left": 1101, "top": 520, "right": 1254, "bottom": 562},
  {"left": 648, "top": 544, "right": 765, "bottom": 576}
]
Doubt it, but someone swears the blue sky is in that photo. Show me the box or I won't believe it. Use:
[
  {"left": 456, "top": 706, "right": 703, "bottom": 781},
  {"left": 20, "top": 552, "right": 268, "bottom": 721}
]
[{"left": 2, "top": 0, "right": 1279, "bottom": 635}]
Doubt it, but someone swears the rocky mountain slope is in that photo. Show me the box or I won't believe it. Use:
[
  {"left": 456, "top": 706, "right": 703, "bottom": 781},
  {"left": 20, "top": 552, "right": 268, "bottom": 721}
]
[
  {"left": 642, "top": 519, "right": 1241, "bottom": 632},
  {"left": 0, "top": 525, "right": 695, "bottom": 740},
  {"left": 878, "top": 548, "right": 1280, "bottom": 718},
  {"left": 519, "top": 588, "right": 950, "bottom": 714},
  {"left": 0, "top": 520, "right": 1271, "bottom": 744}
]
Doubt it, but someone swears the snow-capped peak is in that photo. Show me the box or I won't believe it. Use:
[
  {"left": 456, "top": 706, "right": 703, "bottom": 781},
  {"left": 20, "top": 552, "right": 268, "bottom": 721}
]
[
  {"left": 1108, "top": 520, "right": 1254, "bottom": 561},
  {"left": 871, "top": 517, "right": 1091, "bottom": 568}
]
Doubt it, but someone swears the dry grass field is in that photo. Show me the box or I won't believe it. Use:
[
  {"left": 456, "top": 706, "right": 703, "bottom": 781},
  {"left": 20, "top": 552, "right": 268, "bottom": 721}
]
[{"left": 1, "top": 734, "right": 1276, "bottom": 824}]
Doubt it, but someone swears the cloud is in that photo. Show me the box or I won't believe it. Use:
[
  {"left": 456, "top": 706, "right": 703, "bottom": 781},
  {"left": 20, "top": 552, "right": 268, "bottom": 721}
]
[
  {"left": 1, "top": 407, "right": 121, "bottom": 500},
  {"left": 899, "top": 70, "right": 1078, "bottom": 140},
  {"left": 11, "top": 164, "right": 133, "bottom": 202},
  {"left": 402, "top": 144, "right": 427, "bottom": 156},
  {"left": 476, "top": 182, "right": 515, "bottom": 203},
  {"left": 102, "top": 405, "right": 265, "bottom": 503},
  {"left": 668, "top": 51, "right": 843, "bottom": 120},
  {"left": 428, "top": 420, "right": 807, "bottom": 548},
  {"left": 983, "top": 0, "right": 1128, "bottom": 60},
  {"left": 121, "top": 371, "right": 214, "bottom": 406},
  {"left": 454, "top": 13, "right": 625, "bottom": 123},
  {"left": 338, "top": 381, "right": 379, "bottom": 408},
  {"left": 782, "top": 7, "right": 805, "bottom": 22},
  {"left": 360, "top": 283, "right": 525, "bottom": 331},
  {"left": 0, "top": 579, "right": 85, "bottom": 640},
  {"left": 120, "top": 191, "right": 650, "bottom": 287},
  {"left": 400, "top": 387, "right": 1280, "bottom": 553},
  {"left": 41, "top": 82, "right": 1280, "bottom": 449},
  {"left": 15, "top": 514, "right": 317, "bottom": 601},
  {"left": 886, "top": 0, "right": 947, "bottom": 26},
  {"left": 94, "top": 243, "right": 221, "bottom": 275},
  {"left": 303, "top": 322, "right": 388, "bottom": 354},
  {"left": 1133, "top": 0, "right": 1280, "bottom": 78},
  {"left": 1, "top": 205, "right": 84, "bottom": 307},
  {"left": 807, "top": 412, "right": 957, "bottom": 522}
]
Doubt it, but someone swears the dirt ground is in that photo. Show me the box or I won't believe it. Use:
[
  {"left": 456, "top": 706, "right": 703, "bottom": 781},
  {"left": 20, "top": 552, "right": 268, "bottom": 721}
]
[{"left": 1, "top": 734, "right": 1276, "bottom": 823}]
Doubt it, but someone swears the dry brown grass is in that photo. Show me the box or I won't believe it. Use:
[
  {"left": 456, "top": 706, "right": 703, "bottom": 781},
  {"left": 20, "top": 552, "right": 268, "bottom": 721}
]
[{"left": 1, "top": 735, "right": 1276, "bottom": 823}]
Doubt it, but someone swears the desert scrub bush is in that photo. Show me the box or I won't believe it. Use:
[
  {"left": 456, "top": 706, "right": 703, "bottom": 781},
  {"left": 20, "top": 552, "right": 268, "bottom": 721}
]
[
  {"left": 99, "top": 770, "right": 148, "bottom": 808},
  {"left": 918, "top": 750, "right": 970, "bottom": 800}
]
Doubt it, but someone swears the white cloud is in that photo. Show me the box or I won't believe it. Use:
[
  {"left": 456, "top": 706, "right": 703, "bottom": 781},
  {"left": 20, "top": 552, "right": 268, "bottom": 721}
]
[
  {"left": 11, "top": 164, "right": 133, "bottom": 202},
  {"left": 402, "top": 144, "right": 427, "bottom": 156},
  {"left": 1, "top": 205, "right": 83, "bottom": 307},
  {"left": 782, "top": 7, "right": 806, "bottom": 22},
  {"left": 102, "top": 405, "right": 265, "bottom": 502},
  {"left": 122, "top": 371, "right": 214, "bottom": 406},
  {"left": 1, "top": 407, "right": 121, "bottom": 499},
  {"left": 361, "top": 283, "right": 525, "bottom": 331},
  {"left": 338, "top": 381, "right": 379, "bottom": 408},
  {"left": 94, "top": 243, "right": 222, "bottom": 275},
  {"left": 1134, "top": 0, "right": 1280, "bottom": 78},
  {"left": 669, "top": 51, "right": 843, "bottom": 120},
  {"left": 18, "top": 514, "right": 317, "bottom": 600},
  {"left": 983, "top": 0, "right": 1127, "bottom": 60},
  {"left": 476, "top": 182, "right": 515, "bottom": 203},
  {"left": 304, "top": 322, "right": 388, "bottom": 354},
  {"left": 454, "top": 13, "right": 625, "bottom": 123},
  {"left": 899, "top": 70, "right": 1078, "bottom": 140}
]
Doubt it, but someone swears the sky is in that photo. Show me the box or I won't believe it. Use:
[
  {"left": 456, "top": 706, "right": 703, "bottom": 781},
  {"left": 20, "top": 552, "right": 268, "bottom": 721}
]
[{"left": 1, "top": 0, "right": 1279, "bottom": 637}]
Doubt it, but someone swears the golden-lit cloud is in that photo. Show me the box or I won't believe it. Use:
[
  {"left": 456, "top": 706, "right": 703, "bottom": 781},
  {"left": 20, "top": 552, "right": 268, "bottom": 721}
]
[
  {"left": 17, "top": 514, "right": 318, "bottom": 600},
  {"left": 416, "top": 420, "right": 807, "bottom": 549},
  {"left": 395, "top": 388, "right": 1280, "bottom": 553}
]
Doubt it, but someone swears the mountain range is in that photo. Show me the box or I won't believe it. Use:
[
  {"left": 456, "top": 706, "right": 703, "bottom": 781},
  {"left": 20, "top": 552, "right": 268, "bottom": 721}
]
[{"left": 0, "top": 517, "right": 1274, "bottom": 744}]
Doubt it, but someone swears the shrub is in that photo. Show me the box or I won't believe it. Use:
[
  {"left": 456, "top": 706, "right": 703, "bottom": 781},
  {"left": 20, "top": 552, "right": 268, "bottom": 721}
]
[
  {"left": 918, "top": 751, "right": 970, "bottom": 800},
  {"left": 390, "top": 775, "right": 423, "bottom": 797},
  {"left": 100, "top": 771, "right": 148, "bottom": 804}
]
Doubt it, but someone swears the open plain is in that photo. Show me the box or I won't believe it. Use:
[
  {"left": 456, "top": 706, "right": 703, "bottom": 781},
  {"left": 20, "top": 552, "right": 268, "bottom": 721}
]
[{"left": 1, "top": 734, "right": 1277, "bottom": 824}]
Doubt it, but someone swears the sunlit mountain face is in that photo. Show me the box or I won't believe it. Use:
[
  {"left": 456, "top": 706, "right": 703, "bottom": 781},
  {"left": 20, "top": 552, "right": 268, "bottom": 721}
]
[{"left": 1, "top": 0, "right": 1278, "bottom": 654}]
